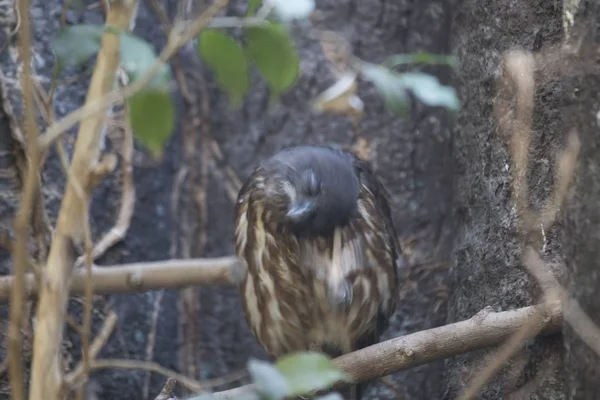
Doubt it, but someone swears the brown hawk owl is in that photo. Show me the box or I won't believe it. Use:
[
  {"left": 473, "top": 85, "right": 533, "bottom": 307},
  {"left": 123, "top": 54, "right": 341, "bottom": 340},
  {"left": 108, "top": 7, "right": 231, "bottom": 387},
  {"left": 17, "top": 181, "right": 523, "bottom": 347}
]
[{"left": 234, "top": 145, "right": 401, "bottom": 399}]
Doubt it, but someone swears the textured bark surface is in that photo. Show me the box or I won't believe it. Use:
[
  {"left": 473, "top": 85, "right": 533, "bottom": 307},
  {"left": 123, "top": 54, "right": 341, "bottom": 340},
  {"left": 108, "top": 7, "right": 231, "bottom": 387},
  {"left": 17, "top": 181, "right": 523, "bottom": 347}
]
[
  {"left": 0, "top": 0, "right": 455, "bottom": 399},
  {"left": 562, "top": 1, "right": 600, "bottom": 399},
  {"left": 444, "top": 0, "right": 569, "bottom": 398}
]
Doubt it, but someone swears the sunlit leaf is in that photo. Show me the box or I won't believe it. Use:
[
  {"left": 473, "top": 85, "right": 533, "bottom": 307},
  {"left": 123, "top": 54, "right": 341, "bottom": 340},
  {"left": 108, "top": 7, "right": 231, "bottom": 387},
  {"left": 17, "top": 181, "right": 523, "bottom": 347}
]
[
  {"left": 384, "top": 52, "right": 459, "bottom": 69},
  {"left": 361, "top": 62, "right": 411, "bottom": 117},
  {"left": 197, "top": 30, "right": 250, "bottom": 108},
  {"left": 245, "top": 22, "right": 299, "bottom": 99},
  {"left": 51, "top": 24, "right": 103, "bottom": 68},
  {"left": 118, "top": 31, "right": 171, "bottom": 90},
  {"left": 271, "top": 0, "right": 315, "bottom": 22},
  {"left": 400, "top": 72, "right": 460, "bottom": 111},
  {"left": 275, "top": 352, "right": 352, "bottom": 397},
  {"left": 248, "top": 359, "right": 290, "bottom": 400},
  {"left": 127, "top": 89, "right": 175, "bottom": 159}
]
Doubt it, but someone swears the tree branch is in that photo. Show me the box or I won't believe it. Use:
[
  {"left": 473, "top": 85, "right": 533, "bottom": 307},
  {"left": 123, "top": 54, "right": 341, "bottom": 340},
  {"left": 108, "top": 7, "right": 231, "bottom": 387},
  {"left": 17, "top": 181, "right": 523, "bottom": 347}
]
[
  {"left": 27, "top": 1, "right": 139, "bottom": 397},
  {"left": 8, "top": 0, "right": 40, "bottom": 398},
  {"left": 0, "top": 256, "right": 241, "bottom": 304},
  {"left": 213, "top": 303, "right": 563, "bottom": 399}
]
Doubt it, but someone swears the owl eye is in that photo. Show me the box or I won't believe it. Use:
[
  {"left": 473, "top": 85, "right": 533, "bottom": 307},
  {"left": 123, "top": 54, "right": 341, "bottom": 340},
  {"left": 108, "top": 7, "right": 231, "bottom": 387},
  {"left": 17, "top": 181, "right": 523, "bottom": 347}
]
[{"left": 305, "top": 170, "right": 320, "bottom": 196}]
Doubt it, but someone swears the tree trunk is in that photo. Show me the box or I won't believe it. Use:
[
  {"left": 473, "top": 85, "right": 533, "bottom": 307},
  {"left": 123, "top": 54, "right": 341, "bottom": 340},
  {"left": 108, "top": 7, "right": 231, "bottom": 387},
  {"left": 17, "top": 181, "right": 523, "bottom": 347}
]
[
  {"left": 562, "top": 1, "right": 600, "bottom": 399},
  {"left": 445, "top": 0, "right": 567, "bottom": 398}
]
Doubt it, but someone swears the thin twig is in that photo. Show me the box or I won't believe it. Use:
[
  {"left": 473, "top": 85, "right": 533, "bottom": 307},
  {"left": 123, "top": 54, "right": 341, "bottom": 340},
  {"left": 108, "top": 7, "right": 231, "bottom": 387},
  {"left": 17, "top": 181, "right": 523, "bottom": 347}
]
[
  {"left": 143, "top": 290, "right": 165, "bottom": 400},
  {"left": 64, "top": 311, "right": 118, "bottom": 391},
  {"left": 89, "top": 359, "right": 246, "bottom": 394}
]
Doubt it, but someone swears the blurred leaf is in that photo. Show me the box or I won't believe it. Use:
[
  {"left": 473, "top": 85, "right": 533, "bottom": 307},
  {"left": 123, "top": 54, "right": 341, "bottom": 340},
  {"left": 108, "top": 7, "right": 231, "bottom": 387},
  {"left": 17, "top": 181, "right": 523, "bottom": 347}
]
[
  {"left": 400, "top": 72, "right": 460, "bottom": 111},
  {"left": 360, "top": 62, "right": 411, "bottom": 117},
  {"left": 118, "top": 31, "right": 172, "bottom": 90},
  {"left": 51, "top": 24, "right": 103, "bottom": 69},
  {"left": 248, "top": 359, "right": 290, "bottom": 400},
  {"left": 316, "top": 393, "right": 345, "bottom": 400},
  {"left": 246, "top": 0, "right": 262, "bottom": 15},
  {"left": 271, "top": 0, "right": 315, "bottom": 21},
  {"left": 245, "top": 23, "right": 299, "bottom": 99},
  {"left": 312, "top": 72, "right": 364, "bottom": 118},
  {"left": 384, "top": 52, "right": 459, "bottom": 69},
  {"left": 275, "top": 352, "right": 352, "bottom": 397},
  {"left": 197, "top": 30, "right": 250, "bottom": 109},
  {"left": 127, "top": 89, "right": 175, "bottom": 159}
]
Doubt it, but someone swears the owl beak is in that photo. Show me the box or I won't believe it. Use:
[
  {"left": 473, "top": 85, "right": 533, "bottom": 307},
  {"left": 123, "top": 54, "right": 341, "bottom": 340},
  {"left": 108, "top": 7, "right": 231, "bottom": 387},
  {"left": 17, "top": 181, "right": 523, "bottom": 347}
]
[{"left": 286, "top": 201, "right": 314, "bottom": 222}]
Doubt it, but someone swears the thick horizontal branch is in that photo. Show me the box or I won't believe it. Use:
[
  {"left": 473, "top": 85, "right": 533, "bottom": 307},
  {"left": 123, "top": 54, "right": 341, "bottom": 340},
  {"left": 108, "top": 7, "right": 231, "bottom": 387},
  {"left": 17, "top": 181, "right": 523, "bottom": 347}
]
[
  {"left": 0, "top": 256, "right": 242, "bottom": 304},
  {"left": 213, "top": 303, "right": 563, "bottom": 399}
]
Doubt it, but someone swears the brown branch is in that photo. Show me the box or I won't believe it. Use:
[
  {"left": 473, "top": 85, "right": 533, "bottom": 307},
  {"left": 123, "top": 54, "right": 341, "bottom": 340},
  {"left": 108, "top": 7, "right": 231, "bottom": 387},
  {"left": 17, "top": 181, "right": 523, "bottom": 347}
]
[
  {"left": 143, "top": 290, "right": 165, "bottom": 400},
  {"left": 64, "top": 311, "right": 118, "bottom": 391},
  {"left": 28, "top": 2, "right": 139, "bottom": 397},
  {"left": 154, "top": 377, "right": 177, "bottom": 400},
  {"left": 213, "top": 304, "right": 563, "bottom": 399},
  {"left": 8, "top": 0, "right": 40, "bottom": 398},
  {"left": 0, "top": 256, "right": 242, "bottom": 303},
  {"left": 82, "top": 75, "right": 136, "bottom": 263}
]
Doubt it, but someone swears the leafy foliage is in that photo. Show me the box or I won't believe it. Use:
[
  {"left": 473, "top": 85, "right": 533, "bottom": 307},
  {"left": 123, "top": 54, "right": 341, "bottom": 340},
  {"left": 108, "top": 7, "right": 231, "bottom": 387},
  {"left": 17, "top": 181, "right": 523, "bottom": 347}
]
[
  {"left": 384, "top": 51, "right": 459, "bottom": 69},
  {"left": 118, "top": 31, "right": 172, "bottom": 90},
  {"left": 51, "top": 24, "right": 104, "bottom": 69},
  {"left": 361, "top": 62, "right": 459, "bottom": 116},
  {"left": 51, "top": 23, "right": 176, "bottom": 158},
  {"left": 244, "top": 23, "right": 300, "bottom": 100},
  {"left": 198, "top": 29, "right": 250, "bottom": 108},
  {"left": 246, "top": 0, "right": 263, "bottom": 16},
  {"left": 248, "top": 351, "right": 351, "bottom": 399},
  {"left": 127, "top": 90, "right": 175, "bottom": 159}
]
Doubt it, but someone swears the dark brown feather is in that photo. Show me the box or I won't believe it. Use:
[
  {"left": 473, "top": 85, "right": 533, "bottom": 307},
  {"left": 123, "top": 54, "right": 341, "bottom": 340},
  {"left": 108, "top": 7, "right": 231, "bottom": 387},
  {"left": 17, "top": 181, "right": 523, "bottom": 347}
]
[{"left": 234, "top": 146, "right": 402, "bottom": 399}]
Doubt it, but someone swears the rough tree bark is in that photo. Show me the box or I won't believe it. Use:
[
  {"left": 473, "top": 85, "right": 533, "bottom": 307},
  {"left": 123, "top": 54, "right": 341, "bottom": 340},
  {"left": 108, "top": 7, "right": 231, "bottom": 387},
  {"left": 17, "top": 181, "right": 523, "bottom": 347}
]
[
  {"left": 562, "top": 1, "right": 600, "bottom": 399},
  {"left": 0, "top": 0, "right": 454, "bottom": 399},
  {"left": 444, "top": 0, "right": 570, "bottom": 398}
]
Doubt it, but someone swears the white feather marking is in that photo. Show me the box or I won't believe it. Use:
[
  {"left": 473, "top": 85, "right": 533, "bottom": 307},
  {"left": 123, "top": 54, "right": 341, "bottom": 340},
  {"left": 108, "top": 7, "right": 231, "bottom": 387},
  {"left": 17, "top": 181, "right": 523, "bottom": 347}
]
[
  {"left": 244, "top": 272, "right": 262, "bottom": 330},
  {"left": 281, "top": 181, "right": 296, "bottom": 204},
  {"left": 253, "top": 209, "right": 284, "bottom": 349}
]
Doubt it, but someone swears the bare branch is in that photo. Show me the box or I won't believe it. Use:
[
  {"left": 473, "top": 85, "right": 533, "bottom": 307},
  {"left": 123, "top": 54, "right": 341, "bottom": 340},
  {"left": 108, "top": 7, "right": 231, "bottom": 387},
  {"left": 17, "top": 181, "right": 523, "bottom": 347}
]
[
  {"left": 213, "top": 304, "right": 563, "bottom": 399},
  {"left": 0, "top": 256, "right": 242, "bottom": 303},
  {"left": 28, "top": 2, "right": 139, "bottom": 396},
  {"left": 65, "top": 311, "right": 119, "bottom": 391},
  {"left": 8, "top": 0, "right": 41, "bottom": 398}
]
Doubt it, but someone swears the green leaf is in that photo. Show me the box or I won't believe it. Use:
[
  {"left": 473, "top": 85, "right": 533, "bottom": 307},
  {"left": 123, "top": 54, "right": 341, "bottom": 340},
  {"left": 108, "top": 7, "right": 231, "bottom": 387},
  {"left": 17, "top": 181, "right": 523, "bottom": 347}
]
[
  {"left": 246, "top": 0, "right": 262, "bottom": 16},
  {"left": 248, "top": 359, "right": 290, "bottom": 400},
  {"left": 244, "top": 23, "right": 299, "bottom": 98},
  {"left": 383, "top": 52, "right": 459, "bottom": 69},
  {"left": 51, "top": 24, "right": 104, "bottom": 68},
  {"left": 117, "top": 31, "right": 172, "bottom": 90},
  {"left": 361, "top": 63, "right": 411, "bottom": 117},
  {"left": 400, "top": 72, "right": 460, "bottom": 111},
  {"left": 274, "top": 352, "right": 352, "bottom": 397},
  {"left": 271, "top": 0, "right": 315, "bottom": 21},
  {"left": 127, "top": 89, "right": 175, "bottom": 159},
  {"left": 197, "top": 30, "right": 250, "bottom": 109}
]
